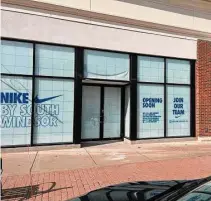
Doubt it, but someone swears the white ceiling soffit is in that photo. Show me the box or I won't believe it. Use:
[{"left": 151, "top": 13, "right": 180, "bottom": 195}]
[{"left": 1, "top": 0, "right": 211, "bottom": 41}]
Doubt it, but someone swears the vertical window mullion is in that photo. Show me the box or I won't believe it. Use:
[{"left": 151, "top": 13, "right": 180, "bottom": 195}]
[
  {"left": 30, "top": 43, "right": 36, "bottom": 146},
  {"left": 164, "top": 58, "right": 167, "bottom": 138},
  {"left": 100, "top": 87, "right": 104, "bottom": 139},
  {"left": 190, "top": 60, "right": 196, "bottom": 137},
  {"left": 73, "top": 47, "right": 83, "bottom": 144},
  {"left": 130, "top": 54, "right": 137, "bottom": 140}
]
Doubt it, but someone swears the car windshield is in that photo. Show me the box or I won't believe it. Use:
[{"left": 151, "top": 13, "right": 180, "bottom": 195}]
[
  {"left": 177, "top": 181, "right": 211, "bottom": 201},
  {"left": 150, "top": 177, "right": 211, "bottom": 201}
]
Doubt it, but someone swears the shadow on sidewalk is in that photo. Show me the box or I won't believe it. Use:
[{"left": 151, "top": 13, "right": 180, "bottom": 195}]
[
  {"left": 81, "top": 140, "right": 123, "bottom": 148},
  {"left": 1, "top": 182, "right": 72, "bottom": 200}
]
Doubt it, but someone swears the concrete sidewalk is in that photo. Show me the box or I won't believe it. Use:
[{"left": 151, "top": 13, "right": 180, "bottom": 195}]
[
  {"left": 2, "top": 140, "right": 211, "bottom": 176},
  {"left": 2, "top": 141, "right": 211, "bottom": 201},
  {"left": 2, "top": 152, "right": 211, "bottom": 201}
]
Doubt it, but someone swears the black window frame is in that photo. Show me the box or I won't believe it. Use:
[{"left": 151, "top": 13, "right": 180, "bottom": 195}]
[
  {"left": 1, "top": 37, "right": 196, "bottom": 147},
  {"left": 1, "top": 39, "right": 76, "bottom": 147},
  {"left": 136, "top": 56, "right": 195, "bottom": 140}
]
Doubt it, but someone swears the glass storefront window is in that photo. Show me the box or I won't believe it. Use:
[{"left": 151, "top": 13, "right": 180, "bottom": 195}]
[
  {"left": 167, "top": 59, "right": 190, "bottom": 84},
  {"left": 124, "top": 86, "right": 130, "bottom": 138},
  {"left": 1, "top": 76, "right": 32, "bottom": 146},
  {"left": 33, "top": 79, "right": 74, "bottom": 144},
  {"left": 1, "top": 40, "right": 33, "bottom": 75},
  {"left": 1, "top": 39, "right": 194, "bottom": 146},
  {"left": 167, "top": 86, "right": 190, "bottom": 137},
  {"left": 35, "top": 44, "right": 75, "bottom": 77},
  {"left": 137, "top": 56, "right": 164, "bottom": 83},
  {"left": 84, "top": 50, "right": 129, "bottom": 81},
  {"left": 137, "top": 84, "right": 164, "bottom": 138}
]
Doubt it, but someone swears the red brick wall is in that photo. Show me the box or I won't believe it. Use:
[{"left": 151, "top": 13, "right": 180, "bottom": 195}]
[{"left": 196, "top": 40, "right": 211, "bottom": 137}]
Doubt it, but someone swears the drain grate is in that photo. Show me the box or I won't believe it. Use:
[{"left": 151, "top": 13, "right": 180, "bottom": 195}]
[{"left": 1, "top": 185, "right": 39, "bottom": 200}]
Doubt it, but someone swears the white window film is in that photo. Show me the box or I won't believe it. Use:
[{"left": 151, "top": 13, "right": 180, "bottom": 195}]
[
  {"left": 137, "top": 84, "right": 164, "bottom": 138},
  {"left": 33, "top": 79, "right": 74, "bottom": 144},
  {"left": 35, "top": 44, "right": 75, "bottom": 77},
  {"left": 167, "top": 59, "right": 191, "bottom": 84},
  {"left": 84, "top": 50, "right": 129, "bottom": 81},
  {"left": 1, "top": 76, "right": 32, "bottom": 146},
  {"left": 81, "top": 86, "right": 101, "bottom": 139},
  {"left": 103, "top": 87, "right": 121, "bottom": 138},
  {"left": 1, "top": 40, "right": 33, "bottom": 75},
  {"left": 137, "top": 56, "right": 164, "bottom": 83},
  {"left": 125, "top": 86, "right": 130, "bottom": 138},
  {"left": 167, "top": 86, "right": 190, "bottom": 137}
]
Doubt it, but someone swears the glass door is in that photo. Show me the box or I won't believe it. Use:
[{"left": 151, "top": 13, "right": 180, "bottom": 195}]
[
  {"left": 81, "top": 85, "right": 122, "bottom": 140},
  {"left": 103, "top": 87, "right": 121, "bottom": 138},
  {"left": 81, "top": 86, "right": 101, "bottom": 139}
]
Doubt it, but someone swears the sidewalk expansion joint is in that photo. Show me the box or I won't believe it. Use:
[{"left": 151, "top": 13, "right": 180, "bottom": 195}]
[
  {"left": 30, "top": 151, "right": 38, "bottom": 173},
  {"left": 84, "top": 148, "right": 97, "bottom": 166}
]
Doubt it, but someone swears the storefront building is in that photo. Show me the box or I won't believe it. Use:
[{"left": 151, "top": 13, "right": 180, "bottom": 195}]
[{"left": 1, "top": 0, "right": 211, "bottom": 148}]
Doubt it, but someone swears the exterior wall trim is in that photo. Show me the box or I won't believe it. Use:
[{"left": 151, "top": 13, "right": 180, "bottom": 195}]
[
  {"left": 1, "top": 1, "right": 211, "bottom": 41},
  {"left": 124, "top": 137, "right": 197, "bottom": 145},
  {"left": 1, "top": 5, "right": 197, "bottom": 41}
]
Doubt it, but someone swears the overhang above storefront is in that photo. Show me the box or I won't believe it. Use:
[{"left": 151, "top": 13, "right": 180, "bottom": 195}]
[{"left": 2, "top": 0, "right": 211, "bottom": 41}]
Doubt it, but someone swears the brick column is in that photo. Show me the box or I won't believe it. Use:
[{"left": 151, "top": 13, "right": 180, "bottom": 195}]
[{"left": 196, "top": 40, "right": 211, "bottom": 137}]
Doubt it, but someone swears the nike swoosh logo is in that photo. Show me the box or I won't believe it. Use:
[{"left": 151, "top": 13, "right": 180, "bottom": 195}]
[
  {"left": 34, "top": 95, "right": 62, "bottom": 103},
  {"left": 175, "top": 115, "right": 181, "bottom": 118}
]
